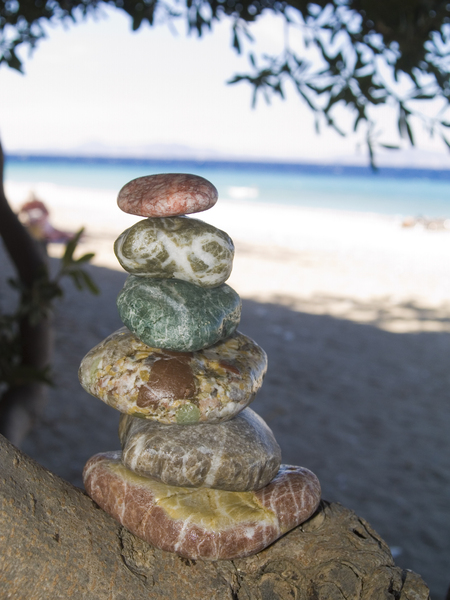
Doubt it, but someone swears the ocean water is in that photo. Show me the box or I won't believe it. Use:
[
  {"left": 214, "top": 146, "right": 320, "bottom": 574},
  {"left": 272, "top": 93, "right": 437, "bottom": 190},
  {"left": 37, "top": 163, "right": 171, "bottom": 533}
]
[{"left": 5, "top": 154, "right": 450, "bottom": 218}]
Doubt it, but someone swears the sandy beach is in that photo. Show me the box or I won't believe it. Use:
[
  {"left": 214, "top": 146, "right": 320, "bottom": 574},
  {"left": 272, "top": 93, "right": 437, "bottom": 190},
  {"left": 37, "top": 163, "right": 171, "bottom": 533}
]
[{"left": 3, "top": 180, "right": 450, "bottom": 598}]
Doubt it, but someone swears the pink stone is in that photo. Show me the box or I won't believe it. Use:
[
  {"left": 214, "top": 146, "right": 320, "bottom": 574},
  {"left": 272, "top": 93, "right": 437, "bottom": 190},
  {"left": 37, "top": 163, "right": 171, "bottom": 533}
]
[
  {"left": 117, "top": 174, "right": 218, "bottom": 217},
  {"left": 83, "top": 452, "right": 321, "bottom": 561}
]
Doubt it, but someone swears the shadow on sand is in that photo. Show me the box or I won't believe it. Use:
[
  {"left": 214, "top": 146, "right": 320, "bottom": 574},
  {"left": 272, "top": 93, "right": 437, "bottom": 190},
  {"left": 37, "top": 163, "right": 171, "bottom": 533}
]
[{"left": 11, "top": 260, "right": 449, "bottom": 600}]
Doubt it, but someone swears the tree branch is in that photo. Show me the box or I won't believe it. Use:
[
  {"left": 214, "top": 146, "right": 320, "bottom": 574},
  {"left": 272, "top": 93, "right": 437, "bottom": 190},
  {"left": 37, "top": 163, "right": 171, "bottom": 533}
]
[
  {"left": 0, "top": 141, "right": 52, "bottom": 445},
  {"left": 0, "top": 141, "right": 47, "bottom": 285},
  {"left": 0, "top": 434, "right": 430, "bottom": 599}
]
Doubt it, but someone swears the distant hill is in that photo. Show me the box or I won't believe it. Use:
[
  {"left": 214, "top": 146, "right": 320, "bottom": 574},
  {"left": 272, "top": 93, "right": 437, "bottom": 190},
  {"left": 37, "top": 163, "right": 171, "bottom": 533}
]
[{"left": 17, "top": 142, "right": 229, "bottom": 162}]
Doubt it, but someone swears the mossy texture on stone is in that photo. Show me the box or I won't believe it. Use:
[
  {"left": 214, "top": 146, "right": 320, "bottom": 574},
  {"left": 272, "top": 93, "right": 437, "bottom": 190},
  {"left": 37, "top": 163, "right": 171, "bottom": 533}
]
[
  {"left": 117, "top": 276, "right": 241, "bottom": 351},
  {"left": 114, "top": 217, "right": 234, "bottom": 288}
]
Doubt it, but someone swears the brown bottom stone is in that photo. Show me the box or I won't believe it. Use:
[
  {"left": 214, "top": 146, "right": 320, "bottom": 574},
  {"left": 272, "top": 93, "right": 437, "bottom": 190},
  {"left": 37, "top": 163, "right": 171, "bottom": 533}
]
[{"left": 83, "top": 452, "right": 321, "bottom": 560}]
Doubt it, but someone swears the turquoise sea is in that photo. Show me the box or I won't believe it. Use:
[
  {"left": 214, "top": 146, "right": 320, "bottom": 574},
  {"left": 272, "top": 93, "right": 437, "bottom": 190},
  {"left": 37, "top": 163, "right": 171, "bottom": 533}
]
[{"left": 5, "top": 154, "right": 450, "bottom": 218}]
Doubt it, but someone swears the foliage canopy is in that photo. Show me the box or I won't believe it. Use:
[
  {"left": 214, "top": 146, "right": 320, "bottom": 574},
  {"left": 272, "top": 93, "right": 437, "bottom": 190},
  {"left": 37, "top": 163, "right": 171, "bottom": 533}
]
[{"left": 1, "top": 0, "right": 450, "bottom": 161}]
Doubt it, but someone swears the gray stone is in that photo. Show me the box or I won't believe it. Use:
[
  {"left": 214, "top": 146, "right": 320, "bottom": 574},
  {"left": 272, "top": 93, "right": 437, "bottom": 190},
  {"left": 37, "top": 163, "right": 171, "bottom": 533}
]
[
  {"left": 116, "top": 276, "right": 241, "bottom": 351},
  {"left": 119, "top": 408, "right": 282, "bottom": 491},
  {"left": 114, "top": 217, "right": 234, "bottom": 288}
]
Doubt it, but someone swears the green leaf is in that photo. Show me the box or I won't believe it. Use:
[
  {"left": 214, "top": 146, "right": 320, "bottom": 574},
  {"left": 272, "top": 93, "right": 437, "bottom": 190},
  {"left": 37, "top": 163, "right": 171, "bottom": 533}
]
[
  {"left": 251, "top": 86, "right": 258, "bottom": 109},
  {"left": 66, "top": 270, "right": 84, "bottom": 291},
  {"left": 405, "top": 117, "right": 415, "bottom": 145},
  {"left": 314, "top": 113, "right": 321, "bottom": 134},
  {"left": 77, "top": 270, "right": 100, "bottom": 295},
  {"left": 75, "top": 253, "right": 95, "bottom": 264},
  {"left": 324, "top": 89, "right": 345, "bottom": 114},
  {"left": 306, "top": 82, "right": 334, "bottom": 94},
  {"left": 227, "top": 74, "right": 244, "bottom": 85},
  {"left": 273, "top": 82, "right": 284, "bottom": 99},
  {"left": 412, "top": 92, "right": 436, "bottom": 100},
  {"left": 232, "top": 30, "right": 241, "bottom": 54},
  {"left": 442, "top": 135, "right": 450, "bottom": 150},
  {"left": 62, "top": 228, "right": 84, "bottom": 267},
  {"left": 7, "top": 51, "right": 23, "bottom": 73},
  {"left": 66, "top": 268, "right": 100, "bottom": 295},
  {"left": 367, "top": 139, "right": 377, "bottom": 171},
  {"left": 132, "top": 15, "right": 143, "bottom": 30},
  {"left": 398, "top": 107, "right": 411, "bottom": 140},
  {"left": 353, "top": 110, "right": 367, "bottom": 132},
  {"left": 296, "top": 85, "right": 317, "bottom": 111}
]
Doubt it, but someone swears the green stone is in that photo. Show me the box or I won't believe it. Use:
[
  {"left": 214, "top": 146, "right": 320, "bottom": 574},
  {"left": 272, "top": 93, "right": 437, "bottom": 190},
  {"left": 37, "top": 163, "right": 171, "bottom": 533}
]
[
  {"left": 117, "top": 276, "right": 241, "bottom": 351},
  {"left": 175, "top": 403, "right": 201, "bottom": 424},
  {"left": 114, "top": 217, "right": 234, "bottom": 288}
]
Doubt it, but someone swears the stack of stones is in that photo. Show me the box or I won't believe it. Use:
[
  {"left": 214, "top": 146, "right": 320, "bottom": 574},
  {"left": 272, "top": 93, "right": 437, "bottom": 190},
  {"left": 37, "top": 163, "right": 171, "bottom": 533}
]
[{"left": 80, "top": 173, "right": 321, "bottom": 561}]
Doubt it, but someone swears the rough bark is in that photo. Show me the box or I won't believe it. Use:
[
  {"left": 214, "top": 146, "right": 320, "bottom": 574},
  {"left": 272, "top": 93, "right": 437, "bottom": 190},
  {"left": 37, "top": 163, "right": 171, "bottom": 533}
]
[
  {"left": 0, "top": 434, "right": 430, "bottom": 600},
  {"left": 0, "top": 143, "right": 47, "bottom": 286},
  {"left": 0, "top": 141, "right": 52, "bottom": 445}
]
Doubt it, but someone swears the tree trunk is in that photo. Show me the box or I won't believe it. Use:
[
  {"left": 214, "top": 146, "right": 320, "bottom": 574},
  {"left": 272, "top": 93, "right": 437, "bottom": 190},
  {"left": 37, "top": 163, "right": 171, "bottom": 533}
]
[
  {"left": 0, "top": 141, "right": 52, "bottom": 445},
  {"left": 0, "top": 434, "right": 430, "bottom": 600}
]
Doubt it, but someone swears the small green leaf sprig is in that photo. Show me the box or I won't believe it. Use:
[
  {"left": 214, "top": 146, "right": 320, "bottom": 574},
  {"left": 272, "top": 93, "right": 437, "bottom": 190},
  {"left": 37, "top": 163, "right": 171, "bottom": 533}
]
[{"left": 0, "top": 228, "right": 99, "bottom": 391}]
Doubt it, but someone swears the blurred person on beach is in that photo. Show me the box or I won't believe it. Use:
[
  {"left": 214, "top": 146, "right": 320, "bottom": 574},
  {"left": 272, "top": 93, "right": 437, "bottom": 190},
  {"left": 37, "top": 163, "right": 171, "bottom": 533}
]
[{"left": 18, "top": 192, "right": 74, "bottom": 244}]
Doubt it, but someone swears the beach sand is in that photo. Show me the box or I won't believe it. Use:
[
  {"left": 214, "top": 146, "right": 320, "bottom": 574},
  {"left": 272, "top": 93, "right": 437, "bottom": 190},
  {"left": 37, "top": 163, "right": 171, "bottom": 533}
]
[{"left": 3, "top": 181, "right": 450, "bottom": 598}]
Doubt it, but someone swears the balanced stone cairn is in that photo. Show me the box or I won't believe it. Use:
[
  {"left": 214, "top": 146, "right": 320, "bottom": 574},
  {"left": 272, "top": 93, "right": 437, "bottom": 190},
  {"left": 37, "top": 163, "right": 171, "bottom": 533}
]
[{"left": 80, "top": 173, "right": 321, "bottom": 561}]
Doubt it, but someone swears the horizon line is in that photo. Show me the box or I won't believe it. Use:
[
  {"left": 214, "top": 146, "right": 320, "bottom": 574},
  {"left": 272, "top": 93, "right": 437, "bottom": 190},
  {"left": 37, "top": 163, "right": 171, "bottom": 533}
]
[{"left": 6, "top": 151, "right": 450, "bottom": 179}]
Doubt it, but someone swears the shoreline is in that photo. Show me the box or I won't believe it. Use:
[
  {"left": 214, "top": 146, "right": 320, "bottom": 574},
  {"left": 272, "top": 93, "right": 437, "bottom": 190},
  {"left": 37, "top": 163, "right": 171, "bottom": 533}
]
[
  {"left": 6, "top": 179, "right": 450, "bottom": 329},
  {"left": 5, "top": 177, "right": 450, "bottom": 224}
]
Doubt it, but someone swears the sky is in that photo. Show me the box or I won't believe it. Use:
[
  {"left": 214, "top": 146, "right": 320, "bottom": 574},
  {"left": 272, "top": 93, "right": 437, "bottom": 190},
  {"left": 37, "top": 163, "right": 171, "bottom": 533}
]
[{"left": 0, "top": 5, "right": 449, "bottom": 165}]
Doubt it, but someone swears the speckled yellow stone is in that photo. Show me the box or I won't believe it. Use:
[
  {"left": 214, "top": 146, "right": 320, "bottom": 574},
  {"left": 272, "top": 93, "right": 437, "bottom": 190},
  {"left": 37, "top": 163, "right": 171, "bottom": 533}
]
[{"left": 78, "top": 327, "right": 268, "bottom": 424}]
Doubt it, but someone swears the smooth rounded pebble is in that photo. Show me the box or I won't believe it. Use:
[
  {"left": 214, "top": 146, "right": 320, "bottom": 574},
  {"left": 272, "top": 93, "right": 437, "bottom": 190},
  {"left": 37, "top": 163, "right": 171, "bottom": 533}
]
[
  {"left": 117, "top": 173, "right": 218, "bottom": 217},
  {"left": 114, "top": 216, "right": 234, "bottom": 288},
  {"left": 78, "top": 328, "right": 267, "bottom": 424},
  {"left": 83, "top": 452, "right": 321, "bottom": 561},
  {"left": 119, "top": 408, "right": 281, "bottom": 491},
  {"left": 117, "top": 276, "right": 241, "bottom": 352}
]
